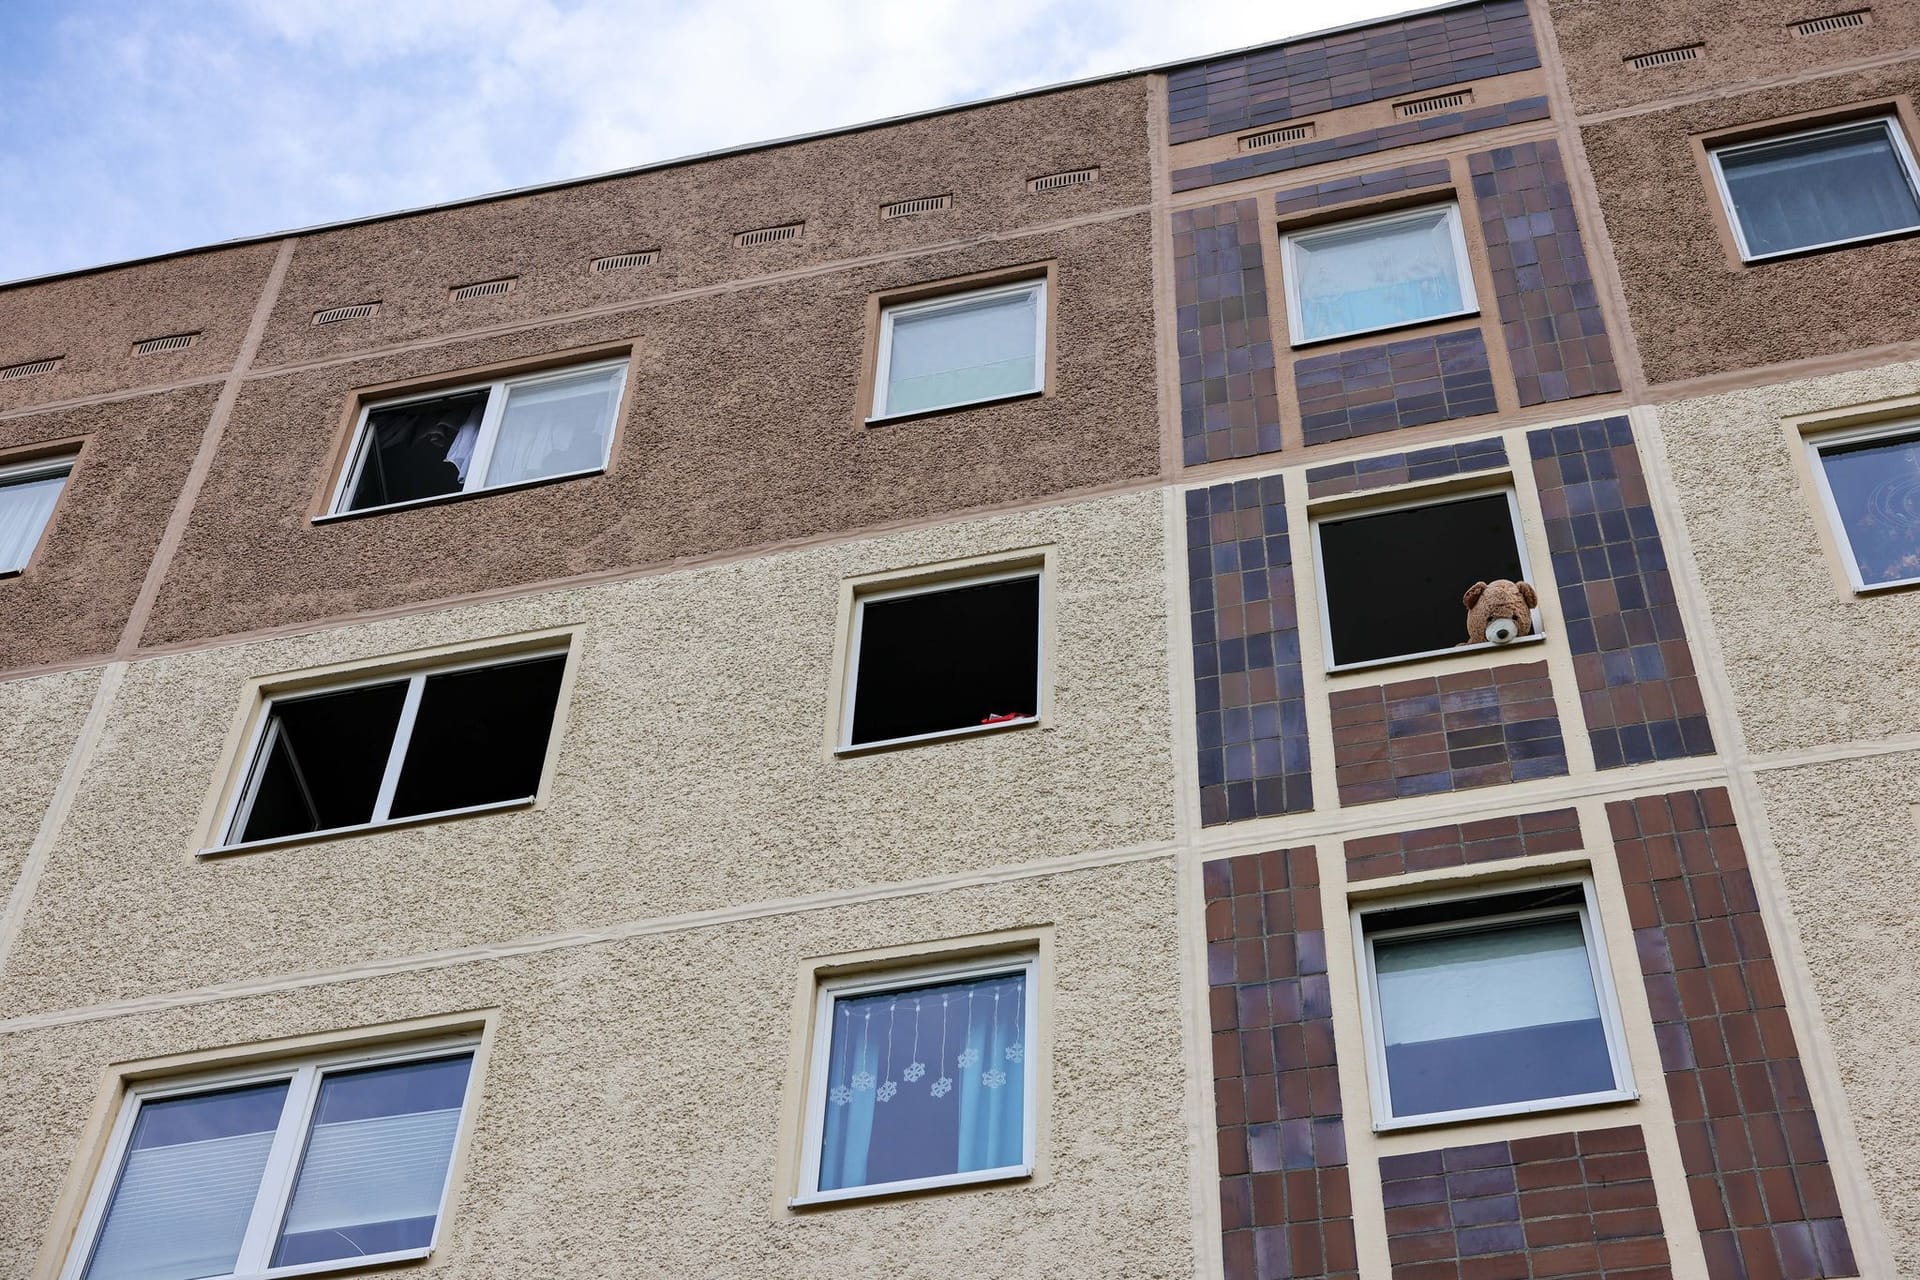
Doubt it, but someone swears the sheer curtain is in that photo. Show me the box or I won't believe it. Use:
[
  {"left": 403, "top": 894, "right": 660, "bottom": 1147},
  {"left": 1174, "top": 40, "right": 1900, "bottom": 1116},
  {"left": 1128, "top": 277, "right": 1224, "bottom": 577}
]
[
  {"left": 1722, "top": 123, "right": 1920, "bottom": 256},
  {"left": 0, "top": 469, "right": 69, "bottom": 572},
  {"left": 884, "top": 290, "right": 1039, "bottom": 415},
  {"left": 483, "top": 368, "right": 621, "bottom": 488},
  {"left": 1293, "top": 211, "right": 1464, "bottom": 341}
]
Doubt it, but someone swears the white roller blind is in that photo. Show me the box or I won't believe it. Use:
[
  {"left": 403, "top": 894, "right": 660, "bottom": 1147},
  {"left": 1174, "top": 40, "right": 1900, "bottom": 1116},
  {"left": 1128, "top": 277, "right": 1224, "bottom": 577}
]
[
  {"left": 278, "top": 1106, "right": 462, "bottom": 1237},
  {"left": 1376, "top": 917, "right": 1599, "bottom": 1045},
  {"left": 1293, "top": 211, "right": 1464, "bottom": 341},
  {"left": 885, "top": 289, "right": 1039, "bottom": 415},
  {"left": 84, "top": 1130, "right": 274, "bottom": 1280},
  {"left": 484, "top": 367, "right": 620, "bottom": 488},
  {"left": 0, "top": 471, "right": 68, "bottom": 572}
]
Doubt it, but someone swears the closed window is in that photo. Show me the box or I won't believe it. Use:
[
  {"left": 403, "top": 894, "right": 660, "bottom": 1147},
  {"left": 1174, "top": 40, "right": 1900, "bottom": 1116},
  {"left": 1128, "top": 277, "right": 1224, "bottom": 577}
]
[
  {"left": 872, "top": 280, "right": 1046, "bottom": 419},
  {"left": 1711, "top": 117, "right": 1920, "bottom": 260},
  {"left": 1357, "top": 881, "right": 1634, "bottom": 1128},
  {"left": 1808, "top": 420, "right": 1920, "bottom": 590},
  {"left": 332, "top": 359, "right": 626, "bottom": 515},
  {"left": 1282, "top": 204, "right": 1477, "bottom": 344},
  {"left": 65, "top": 1039, "right": 478, "bottom": 1280},
  {"left": 797, "top": 957, "right": 1036, "bottom": 1204},
  {"left": 0, "top": 452, "right": 74, "bottom": 573}
]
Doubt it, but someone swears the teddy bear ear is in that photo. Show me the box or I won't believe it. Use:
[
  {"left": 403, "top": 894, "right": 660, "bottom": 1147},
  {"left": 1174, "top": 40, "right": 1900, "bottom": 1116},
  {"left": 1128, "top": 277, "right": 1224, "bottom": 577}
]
[
  {"left": 1518, "top": 581, "right": 1538, "bottom": 607},
  {"left": 1462, "top": 582, "right": 1487, "bottom": 607}
]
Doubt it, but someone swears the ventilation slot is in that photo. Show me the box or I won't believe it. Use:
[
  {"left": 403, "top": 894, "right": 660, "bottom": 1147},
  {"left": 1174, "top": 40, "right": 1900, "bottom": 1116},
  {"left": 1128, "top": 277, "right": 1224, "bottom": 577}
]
[
  {"left": 133, "top": 333, "right": 197, "bottom": 355},
  {"left": 882, "top": 194, "right": 953, "bottom": 220},
  {"left": 1791, "top": 9, "right": 1869, "bottom": 33},
  {"left": 1626, "top": 43, "right": 1703, "bottom": 69},
  {"left": 590, "top": 251, "right": 659, "bottom": 272},
  {"left": 733, "top": 223, "right": 803, "bottom": 248},
  {"left": 312, "top": 303, "right": 379, "bottom": 326},
  {"left": 450, "top": 278, "right": 516, "bottom": 301},
  {"left": 1395, "top": 89, "right": 1473, "bottom": 118},
  {"left": 1028, "top": 168, "right": 1100, "bottom": 193},
  {"left": 1239, "top": 122, "right": 1314, "bottom": 152},
  {"left": 0, "top": 357, "right": 59, "bottom": 381}
]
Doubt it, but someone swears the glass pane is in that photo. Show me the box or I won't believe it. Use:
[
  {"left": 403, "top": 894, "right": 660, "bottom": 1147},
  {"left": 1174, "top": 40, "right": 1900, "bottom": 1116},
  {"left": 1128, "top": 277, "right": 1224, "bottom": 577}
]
[
  {"left": 85, "top": 1081, "right": 290, "bottom": 1280},
  {"left": 273, "top": 1054, "right": 473, "bottom": 1267},
  {"left": 387, "top": 655, "right": 567, "bottom": 819},
  {"left": 236, "top": 681, "right": 410, "bottom": 844},
  {"left": 1293, "top": 210, "right": 1465, "bottom": 341},
  {"left": 481, "top": 367, "right": 622, "bottom": 488},
  {"left": 818, "top": 971, "right": 1026, "bottom": 1193},
  {"left": 344, "top": 389, "right": 490, "bottom": 511},
  {"left": 1721, "top": 123, "right": 1920, "bottom": 256},
  {"left": 848, "top": 575, "right": 1039, "bottom": 746},
  {"left": 1819, "top": 431, "right": 1920, "bottom": 586},
  {"left": 884, "top": 289, "right": 1039, "bottom": 415},
  {"left": 0, "top": 468, "right": 70, "bottom": 572},
  {"left": 1376, "top": 916, "right": 1614, "bottom": 1118}
]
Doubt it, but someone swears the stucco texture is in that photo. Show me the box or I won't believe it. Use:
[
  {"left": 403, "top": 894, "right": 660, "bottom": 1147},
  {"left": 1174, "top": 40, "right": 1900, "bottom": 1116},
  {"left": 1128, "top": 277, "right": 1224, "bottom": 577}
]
[
  {"left": 1753, "top": 753, "right": 1920, "bottom": 1276},
  {"left": 0, "top": 666, "right": 103, "bottom": 904},
  {"left": 0, "top": 490, "right": 1175, "bottom": 1013},
  {"left": 1580, "top": 62, "right": 1920, "bottom": 384},
  {"left": 1, "top": 858, "right": 1194, "bottom": 1280}
]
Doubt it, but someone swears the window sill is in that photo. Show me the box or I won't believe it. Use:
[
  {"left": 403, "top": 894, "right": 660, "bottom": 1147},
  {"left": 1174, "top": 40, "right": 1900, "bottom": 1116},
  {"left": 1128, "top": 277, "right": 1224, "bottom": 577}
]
[
  {"left": 836, "top": 715, "right": 1039, "bottom": 756},
  {"left": 1373, "top": 1086, "right": 1638, "bottom": 1133},
  {"left": 1850, "top": 573, "right": 1920, "bottom": 595},
  {"left": 791, "top": 1163, "right": 1032, "bottom": 1208},
  {"left": 199, "top": 797, "right": 535, "bottom": 858},
  {"left": 1738, "top": 222, "right": 1920, "bottom": 265},
  {"left": 241, "top": 1246, "right": 432, "bottom": 1280},
  {"left": 1328, "top": 630, "right": 1545, "bottom": 676},
  {"left": 1287, "top": 308, "right": 1480, "bottom": 350},
  {"left": 312, "top": 466, "right": 606, "bottom": 524},
  {"left": 865, "top": 387, "right": 1043, "bottom": 428}
]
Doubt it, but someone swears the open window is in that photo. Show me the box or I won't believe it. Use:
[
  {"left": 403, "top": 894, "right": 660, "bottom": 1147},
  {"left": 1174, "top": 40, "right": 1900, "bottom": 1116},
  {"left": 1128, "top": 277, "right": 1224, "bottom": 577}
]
[
  {"left": 1806, "top": 419, "right": 1920, "bottom": 590},
  {"left": 218, "top": 649, "right": 567, "bottom": 851},
  {"left": 841, "top": 569, "right": 1042, "bottom": 751},
  {"left": 1281, "top": 203, "right": 1477, "bottom": 344},
  {"left": 0, "top": 452, "right": 75, "bottom": 573},
  {"left": 1312, "top": 488, "right": 1538, "bottom": 670},
  {"left": 1710, "top": 116, "right": 1920, "bottom": 261},
  {"left": 872, "top": 279, "right": 1046, "bottom": 420},
  {"left": 331, "top": 358, "right": 626, "bottom": 515}
]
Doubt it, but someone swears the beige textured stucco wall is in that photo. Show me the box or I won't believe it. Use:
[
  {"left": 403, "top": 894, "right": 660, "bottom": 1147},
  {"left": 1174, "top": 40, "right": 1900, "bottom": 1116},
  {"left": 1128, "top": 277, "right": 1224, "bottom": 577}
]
[
  {"left": 1, "top": 857, "right": 1192, "bottom": 1280},
  {"left": 0, "top": 666, "right": 103, "bottom": 905},
  {"left": 0, "top": 489, "right": 1175, "bottom": 1016}
]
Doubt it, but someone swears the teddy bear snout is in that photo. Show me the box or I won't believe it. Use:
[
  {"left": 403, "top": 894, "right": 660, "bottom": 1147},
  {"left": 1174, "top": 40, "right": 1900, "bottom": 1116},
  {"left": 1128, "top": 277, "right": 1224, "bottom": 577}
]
[{"left": 1486, "top": 616, "right": 1520, "bottom": 644}]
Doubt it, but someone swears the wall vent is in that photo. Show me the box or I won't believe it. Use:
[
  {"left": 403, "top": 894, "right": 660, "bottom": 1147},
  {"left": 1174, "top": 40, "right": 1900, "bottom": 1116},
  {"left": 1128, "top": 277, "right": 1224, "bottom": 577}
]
[
  {"left": 312, "top": 302, "right": 379, "bottom": 326},
  {"left": 1028, "top": 168, "right": 1100, "bottom": 193},
  {"left": 1239, "top": 122, "right": 1314, "bottom": 152},
  {"left": 733, "top": 223, "right": 803, "bottom": 248},
  {"left": 0, "top": 357, "right": 59, "bottom": 381},
  {"left": 1790, "top": 9, "right": 1869, "bottom": 34},
  {"left": 450, "top": 278, "right": 516, "bottom": 301},
  {"left": 133, "top": 332, "right": 197, "bottom": 355},
  {"left": 1395, "top": 89, "right": 1473, "bottom": 118},
  {"left": 590, "top": 251, "right": 659, "bottom": 272},
  {"left": 882, "top": 194, "right": 953, "bottom": 220},
  {"left": 1625, "top": 43, "right": 1703, "bottom": 69}
]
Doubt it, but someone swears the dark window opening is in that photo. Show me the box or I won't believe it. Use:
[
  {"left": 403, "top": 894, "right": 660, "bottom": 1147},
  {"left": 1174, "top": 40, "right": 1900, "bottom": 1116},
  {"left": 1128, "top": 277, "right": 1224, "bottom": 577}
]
[
  {"left": 849, "top": 575, "right": 1040, "bottom": 747},
  {"left": 1318, "top": 492, "right": 1526, "bottom": 666},
  {"left": 389, "top": 655, "right": 567, "bottom": 818},
  {"left": 239, "top": 681, "right": 409, "bottom": 843},
  {"left": 346, "top": 389, "right": 489, "bottom": 511}
]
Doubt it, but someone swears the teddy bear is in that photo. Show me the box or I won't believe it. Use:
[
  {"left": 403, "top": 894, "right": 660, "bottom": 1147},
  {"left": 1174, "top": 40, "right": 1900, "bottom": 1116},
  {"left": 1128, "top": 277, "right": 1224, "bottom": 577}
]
[{"left": 1461, "top": 579, "right": 1538, "bottom": 645}]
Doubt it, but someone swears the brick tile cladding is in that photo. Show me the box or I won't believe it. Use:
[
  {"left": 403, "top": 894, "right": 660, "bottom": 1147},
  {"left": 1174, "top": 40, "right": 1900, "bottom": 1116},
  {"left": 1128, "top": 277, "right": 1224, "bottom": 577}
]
[
  {"left": 1304, "top": 435, "right": 1506, "bottom": 499},
  {"left": 1174, "top": 199, "right": 1284, "bottom": 465},
  {"left": 1295, "top": 330, "right": 1498, "bottom": 446},
  {"left": 1274, "top": 160, "right": 1452, "bottom": 217},
  {"left": 1187, "top": 476, "right": 1313, "bottom": 824},
  {"left": 1469, "top": 140, "right": 1620, "bottom": 405},
  {"left": 1609, "top": 789, "right": 1858, "bottom": 1280},
  {"left": 1344, "top": 805, "right": 1581, "bottom": 881},
  {"left": 1204, "top": 848, "right": 1358, "bottom": 1280},
  {"left": 1379, "top": 1126, "right": 1674, "bottom": 1279},
  {"left": 1331, "top": 662, "right": 1567, "bottom": 805},
  {"left": 1528, "top": 419, "right": 1713, "bottom": 768}
]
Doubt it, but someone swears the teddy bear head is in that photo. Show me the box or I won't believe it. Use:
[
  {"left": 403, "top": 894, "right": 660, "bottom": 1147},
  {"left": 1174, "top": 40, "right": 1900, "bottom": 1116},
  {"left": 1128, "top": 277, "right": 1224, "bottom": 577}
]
[{"left": 1462, "top": 578, "right": 1538, "bottom": 645}]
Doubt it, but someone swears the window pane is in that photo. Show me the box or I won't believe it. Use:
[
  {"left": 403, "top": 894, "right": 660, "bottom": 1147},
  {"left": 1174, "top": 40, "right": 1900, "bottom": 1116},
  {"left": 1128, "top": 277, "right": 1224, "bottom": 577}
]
[
  {"left": 344, "top": 389, "right": 490, "bottom": 511},
  {"left": 1376, "top": 916, "right": 1615, "bottom": 1117},
  {"left": 1721, "top": 123, "right": 1920, "bottom": 256},
  {"left": 1818, "top": 431, "right": 1920, "bottom": 586},
  {"left": 884, "top": 289, "right": 1039, "bottom": 415},
  {"left": 237, "top": 681, "right": 410, "bottom": 844},
  {"left": 387, "top": 654, "right": 567, "bottom": 819},
  {"left": 849, "top": 575, "right": 1039, "bottom": 746},
  {"left": 272, "top": 1055, "right": 473, "bottom": 1267},
  {"left": 1292, "top": 210, "right": 1466, "bottom": 341},
  {"left": 85, "top": 1081, "right": 290, "bottom": 1280},
  {"left": 819, "top": 971, "right": 1026, "bottom": 1193},
  {"left": 1319, "top": 493, "right": 1524, "bottom": 666},
  {"left": 0, "top": 467, "right": 70, "bottom": 572},
  {"left": 482, "top": 367, "right": 622, "bottom": 488}
]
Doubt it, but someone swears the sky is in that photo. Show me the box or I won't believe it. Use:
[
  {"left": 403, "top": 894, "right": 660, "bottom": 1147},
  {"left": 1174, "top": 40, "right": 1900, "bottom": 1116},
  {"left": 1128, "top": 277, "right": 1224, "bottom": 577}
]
[{"left": 0, "top": 0, "right": 1420, "bottom": 283}]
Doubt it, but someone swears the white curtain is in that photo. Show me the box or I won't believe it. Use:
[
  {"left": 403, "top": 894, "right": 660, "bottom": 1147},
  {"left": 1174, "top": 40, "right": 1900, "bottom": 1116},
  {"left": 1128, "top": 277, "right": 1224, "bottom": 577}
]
[
  {"left": 1376, "top": 916, "right": 1599, "bottom": 1046},
  {"left": 1294, "top": 211, "right": 1463, "bottom": 341},
  {"left": 0, "top": 471, "right": 68, "bottom": 572},
  {"left": 483, "top": 368, "right": 620, "bottom": 487},
  {"left": 885, "top": 291, "right": 1038, "bottom": 415},
  {"left": 84, "top": 1129, "right": 275, "bottom": 1280},
  {"left": 277, "top": 1107, "right": 461, "bottom": 1244},
  {"left": 1723, "top": 125, "right": 1920, "bottom": 256}
]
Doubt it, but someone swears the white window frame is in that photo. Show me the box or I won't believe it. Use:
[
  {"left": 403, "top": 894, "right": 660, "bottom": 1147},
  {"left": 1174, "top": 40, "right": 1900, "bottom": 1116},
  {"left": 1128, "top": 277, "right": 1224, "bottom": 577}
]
[
  {"left": 1280, "top": 202, "right": 1479, "bottom": 346},
  {"left": 324, "top": 357, "right": 628, "bottom": 518},
  {"left": 210, "top": 645, "right": 568, "bottom": 855},
  {"left": 794, "top": 953, "right": 1039, "bottom": 1206},
  {"left": 1709, "top": 115, "right": 1920, "bottom": 263},
  {"left": 61, "top": 1034, "right": 481, "bottom": 1280},
  {"left": 0, "top": 451, "right": 76, "bottom": 573},
  {"left": 1805, "top": 417, "right": 1920, "bottom": 592},
  {"left": 1353, "top": 875, "right": 1636, "bottom": 1132},
  {"left": 870, "top": 279, "right": 1048, "bottom": 421},
  {"left": 1309, "top": 485, "right": 1543, "bottom": 673},
  {"left": 838, "top": 566, "right": 1044, "bottom": 752}
]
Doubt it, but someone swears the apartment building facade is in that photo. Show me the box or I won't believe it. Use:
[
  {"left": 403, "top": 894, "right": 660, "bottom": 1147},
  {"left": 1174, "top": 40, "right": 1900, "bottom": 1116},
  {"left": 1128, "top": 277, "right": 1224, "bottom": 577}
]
[{"left": 1, "top": 1, "right": 1915, "bottom": 1277}]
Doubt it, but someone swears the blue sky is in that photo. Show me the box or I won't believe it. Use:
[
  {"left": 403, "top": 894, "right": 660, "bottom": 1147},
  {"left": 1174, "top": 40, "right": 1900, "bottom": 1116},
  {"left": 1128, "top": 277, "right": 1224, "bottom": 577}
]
[{"left": 0, "top": 0, "right": 1414, "bottom": 282}]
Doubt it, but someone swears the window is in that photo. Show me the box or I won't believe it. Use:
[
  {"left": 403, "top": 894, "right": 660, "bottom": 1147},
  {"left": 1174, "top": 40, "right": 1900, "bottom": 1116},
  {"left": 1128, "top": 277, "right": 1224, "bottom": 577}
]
[
  {"left": 331, "top": 359, "right": 626, "bottom": 515},
  {"left": 797, "top": 956, "right": 1036, "bottom": 1204},
  {"left": 841, "top": 569, "right": 1041, "bottom": 750},
  {"left": 872, "top": 280, "right": 1046, "bottom": 419},
  {"left": 1807, "top": 420, "right": 1920, "bottom": 590},
  {"left": 1312, "top": 489, "right": 1536, "bottom": 669},
  {"left": 1711, "top": 117, "right": 1920, "bottom": 260},
  {"left": 0, "top": 452, "right": 74, "bottom": 573},
  {"left": 219, "top": 649, "right": 567, "bottom": 850},
  {"left": 65, "top": 1039, "right": 478, "bottom": 1280},
  {"left": 1356, "top": 881, "right": 1633, "bottom": 1128},
  {"left": 1282, "top": 203, "right": 1477, "bottom": 344}
]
